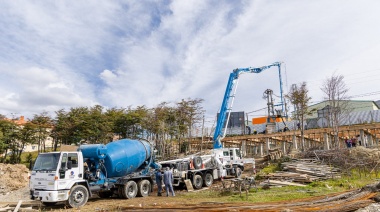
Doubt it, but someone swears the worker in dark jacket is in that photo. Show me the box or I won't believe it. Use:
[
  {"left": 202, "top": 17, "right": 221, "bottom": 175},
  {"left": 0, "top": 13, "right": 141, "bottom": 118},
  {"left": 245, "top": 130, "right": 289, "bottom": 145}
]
[
  {"left": 155, "top": 168, "right": 163, "bottom": 196},
  {"left": 163, "top": 167, "right": 175, "bottom": 196}
]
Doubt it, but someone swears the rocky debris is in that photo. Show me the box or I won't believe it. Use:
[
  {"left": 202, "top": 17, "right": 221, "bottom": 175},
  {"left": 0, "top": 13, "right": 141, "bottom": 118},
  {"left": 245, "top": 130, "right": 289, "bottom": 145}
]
[
  {"left": 0, "top": 186, "right": 30, "bottom": 202},
  {"left": 0, "top": 163, "right": 29, "bottom": 195},
  {"left": 356, "top": 203, "right": 380, "bottom": 212}
]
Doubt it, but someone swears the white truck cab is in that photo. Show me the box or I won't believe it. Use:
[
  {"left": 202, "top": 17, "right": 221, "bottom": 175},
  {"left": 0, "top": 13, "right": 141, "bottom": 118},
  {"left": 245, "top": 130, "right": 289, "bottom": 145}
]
[{"left": 30, "top": 152, "right": 89, "bottom": 207}]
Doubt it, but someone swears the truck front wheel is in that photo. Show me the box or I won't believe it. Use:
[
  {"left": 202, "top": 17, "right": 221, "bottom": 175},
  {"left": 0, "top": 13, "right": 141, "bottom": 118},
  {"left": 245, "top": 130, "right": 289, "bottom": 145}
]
[
  {"left": 235, "top": 167, "right": 242, "bottom": 178},
  {"left": 66, "top": 185, "right": 89, "bottom": 208},
  {"left": 137, "top": 179, "right": 151, "bottom": 197},
  {"left": 203, "top": 173, "right": 213, "bottom": 187},
  {"left": 193, "top": 174, "right": 203, "bottom": 189},
  {"left": 122, "top": 181, "right": 138, "bottom": 199}
]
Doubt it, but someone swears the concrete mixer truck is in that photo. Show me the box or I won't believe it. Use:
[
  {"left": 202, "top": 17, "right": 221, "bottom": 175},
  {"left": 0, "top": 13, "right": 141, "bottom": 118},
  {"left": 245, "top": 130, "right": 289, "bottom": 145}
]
[{"left": 29, "top": 139, "right": 160, "bottom": 208}]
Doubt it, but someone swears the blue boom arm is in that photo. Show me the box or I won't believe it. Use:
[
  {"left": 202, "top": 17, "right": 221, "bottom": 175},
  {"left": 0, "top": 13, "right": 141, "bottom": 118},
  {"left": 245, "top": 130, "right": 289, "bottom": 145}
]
[{"left": 213, "top": 62, "right": 282, "bottom": 149}]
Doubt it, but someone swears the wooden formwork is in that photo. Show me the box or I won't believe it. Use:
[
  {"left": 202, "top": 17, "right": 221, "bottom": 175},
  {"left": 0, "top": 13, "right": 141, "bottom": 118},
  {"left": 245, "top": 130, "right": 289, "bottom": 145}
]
[{"left": 187, "top": 123, "right": 380, "bottom": 156}]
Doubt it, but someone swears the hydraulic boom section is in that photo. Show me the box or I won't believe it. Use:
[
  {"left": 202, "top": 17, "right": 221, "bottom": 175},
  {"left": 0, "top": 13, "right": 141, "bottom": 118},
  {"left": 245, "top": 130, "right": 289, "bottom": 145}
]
[{"left": 213, "top": 62, "right": 283, "bottom": 149}]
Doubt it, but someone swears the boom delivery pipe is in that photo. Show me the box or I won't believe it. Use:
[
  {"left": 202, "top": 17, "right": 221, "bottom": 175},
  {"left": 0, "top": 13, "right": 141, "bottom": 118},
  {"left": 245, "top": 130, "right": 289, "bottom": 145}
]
[{"left": 213, "top": 62, "right": 283, "bottom": 149}]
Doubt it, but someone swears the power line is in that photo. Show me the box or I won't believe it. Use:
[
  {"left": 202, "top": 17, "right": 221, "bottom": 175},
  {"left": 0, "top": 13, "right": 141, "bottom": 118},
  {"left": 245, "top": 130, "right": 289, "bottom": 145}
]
[
  {"left": 246, "top": 107, "right": 267, "bottom": 114},
  {"left": 349, "top": 90, "right": 380, "bottom": 98},
  {"left": 302, "top": 68, "right": 380, "bottom": 87}
]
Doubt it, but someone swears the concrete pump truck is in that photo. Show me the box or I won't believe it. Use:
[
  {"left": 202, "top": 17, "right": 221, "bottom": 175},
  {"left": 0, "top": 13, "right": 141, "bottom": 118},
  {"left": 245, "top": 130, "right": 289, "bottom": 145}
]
[{"left": 159, "top": 62, "right": 283, "bottom": 189}]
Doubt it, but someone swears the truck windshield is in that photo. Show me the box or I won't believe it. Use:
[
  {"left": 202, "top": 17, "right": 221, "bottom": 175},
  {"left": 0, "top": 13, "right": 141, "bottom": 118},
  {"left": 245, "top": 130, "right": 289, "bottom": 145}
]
[{"left": 33, "top": 153, "right": 60, "bottom": 171}]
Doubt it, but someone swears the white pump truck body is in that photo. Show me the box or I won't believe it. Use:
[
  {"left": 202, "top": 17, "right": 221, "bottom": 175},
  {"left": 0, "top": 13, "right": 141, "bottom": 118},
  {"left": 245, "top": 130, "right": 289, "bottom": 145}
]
[{"left": 159, "top": 63, "right": 284, "bottom": 188}]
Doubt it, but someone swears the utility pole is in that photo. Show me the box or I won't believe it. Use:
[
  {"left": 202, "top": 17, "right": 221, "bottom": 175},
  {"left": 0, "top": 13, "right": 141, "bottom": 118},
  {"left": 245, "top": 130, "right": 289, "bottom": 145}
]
[{"left": 201, "top": 114, "right": 205, "bottom": 154}]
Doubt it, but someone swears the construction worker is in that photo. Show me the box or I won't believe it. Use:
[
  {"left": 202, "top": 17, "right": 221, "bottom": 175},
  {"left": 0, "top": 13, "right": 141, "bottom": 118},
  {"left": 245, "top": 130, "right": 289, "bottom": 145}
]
[
  {"left": 163, "top": 167, "right": 175, "bottom": 197},
  {"left": 155, "top": 168, "right": 163, "bottom": 196}
]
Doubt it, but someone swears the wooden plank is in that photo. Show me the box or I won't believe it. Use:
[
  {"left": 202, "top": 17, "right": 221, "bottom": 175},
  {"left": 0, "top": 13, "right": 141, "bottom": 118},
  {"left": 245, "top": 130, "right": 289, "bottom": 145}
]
[
  {"left": 267, "top": 180, "right": 307, "bottom": 187},
  {"left": 13, "top": 200, "right": 22, "bottom": 212},
  {"left": 184, "top": 179, "right": 194, "bottom": 191}
]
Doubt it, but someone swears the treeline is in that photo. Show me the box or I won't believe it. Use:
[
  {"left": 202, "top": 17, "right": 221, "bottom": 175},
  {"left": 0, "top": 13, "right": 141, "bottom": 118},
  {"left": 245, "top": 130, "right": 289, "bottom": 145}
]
[{"left": 0, "top": 98, "right": 204, "bottom": 164}]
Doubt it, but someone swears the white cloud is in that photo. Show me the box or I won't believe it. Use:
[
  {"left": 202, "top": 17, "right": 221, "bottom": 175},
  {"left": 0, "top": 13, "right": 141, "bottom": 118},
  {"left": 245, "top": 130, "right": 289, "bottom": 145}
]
[
  {"left": 0, "top": 66, "right": 97, "bottom": 117},
  {"left": 1, "top": 0, "right": 380, "bottom": 123},
  {"left": 100, "top": 70, "right": 118, "bottom": 82}
]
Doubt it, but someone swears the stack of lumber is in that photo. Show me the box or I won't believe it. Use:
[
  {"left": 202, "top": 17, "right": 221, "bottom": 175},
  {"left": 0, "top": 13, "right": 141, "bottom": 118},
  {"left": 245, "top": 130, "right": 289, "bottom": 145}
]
[
  {"left": 282, "top": 159, "right": 341, "bottom": 180},
  {"left": 260, "top": 178, "right": 307, "bottom": 187},
  {"left": 261, "top": 159, "right": 341, "bottom": 186},
  {"left": 264, "top": 171, "right": 317, "bottom": 183}
]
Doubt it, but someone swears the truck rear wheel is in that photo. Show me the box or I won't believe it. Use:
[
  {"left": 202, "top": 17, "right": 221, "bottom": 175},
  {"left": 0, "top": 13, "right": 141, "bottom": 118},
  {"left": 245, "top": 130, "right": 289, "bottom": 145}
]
[
  {"left": 122, "top": 181, "right": 138, "bottom": 199},
  {"left": 66, "top": 185, "right": 89, "bottom": 208},
  {"left": 203, "top": 173, "right": 213, "bottom": 187},
  {"left": 137, "top": 179, "right": 151, "bottom": 197},
  {"left": 193, "top": 174, "right": 203, "bottom": 189}
]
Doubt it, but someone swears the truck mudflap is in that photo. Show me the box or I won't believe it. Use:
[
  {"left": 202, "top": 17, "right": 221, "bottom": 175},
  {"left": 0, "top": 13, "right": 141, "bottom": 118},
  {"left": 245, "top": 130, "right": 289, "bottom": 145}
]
[{"left": 31, "top": 189, "right": 70, "bottom": 202}]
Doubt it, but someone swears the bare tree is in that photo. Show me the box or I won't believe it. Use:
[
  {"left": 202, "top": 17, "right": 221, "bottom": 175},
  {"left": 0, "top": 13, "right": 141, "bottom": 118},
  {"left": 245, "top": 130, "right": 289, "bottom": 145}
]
[
  {"left": 286, "top": 82, "right": 312, "bottom": 151},
  {"left": 321, "top": 74, "right": 349, "bottom": 149}
]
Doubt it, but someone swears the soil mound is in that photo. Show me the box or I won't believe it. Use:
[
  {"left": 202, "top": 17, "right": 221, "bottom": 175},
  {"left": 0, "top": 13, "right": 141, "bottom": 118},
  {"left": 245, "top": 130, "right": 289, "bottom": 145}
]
[{"left": 0, "top": 163, "right": 29, "bottom": 195}]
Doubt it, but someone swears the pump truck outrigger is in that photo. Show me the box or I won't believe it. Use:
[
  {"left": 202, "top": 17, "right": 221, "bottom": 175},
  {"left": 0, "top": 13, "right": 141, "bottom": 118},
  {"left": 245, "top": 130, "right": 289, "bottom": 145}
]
[
  {"left": 29, "top": 139, "right": 161, "bottom": 208},
  {"left": 159, "top": 62, "right": 283, "bottom": 189}
]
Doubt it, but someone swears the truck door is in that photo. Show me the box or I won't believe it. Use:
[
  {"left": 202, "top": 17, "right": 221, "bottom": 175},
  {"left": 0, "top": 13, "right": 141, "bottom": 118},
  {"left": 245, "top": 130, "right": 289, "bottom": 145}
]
[
  {"left": 67, "top": 153, "right": 81, "bottom": 180},
  {"left": 235, "top": 149, "right": 241, "bottom": 160},
  {"left": 57, "top": 153, "right": 81, "bottom": 190},
  {"left": 222, "top": 150, "right": 230, "bottom": 165}
]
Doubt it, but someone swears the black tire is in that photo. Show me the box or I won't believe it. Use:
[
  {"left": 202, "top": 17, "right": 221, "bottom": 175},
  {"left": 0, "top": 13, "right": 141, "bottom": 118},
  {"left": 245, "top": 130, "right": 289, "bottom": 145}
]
[
  {"left": 203, "top": 173, "right": 213, "bottom": 187},
  {"left": 66, "top": 185, "right": 89, "bottom": 208},
  {"left": 137, "top": 179, "right": 151, "bottom": 197},
  {"left": 193, "top": 174, "right": 203, "bottom": 189},
  {"left": 42, "top": 202, "right": 57, "bottom": 206},
  {"left": 122, "top": 181, "right": 138, "bottom": 199},
  {"left": 193, "top": 157, "right": 203, "bottom": 169},
  {"left": 235, "top": 167, "right": 242, "bottom": 178}
]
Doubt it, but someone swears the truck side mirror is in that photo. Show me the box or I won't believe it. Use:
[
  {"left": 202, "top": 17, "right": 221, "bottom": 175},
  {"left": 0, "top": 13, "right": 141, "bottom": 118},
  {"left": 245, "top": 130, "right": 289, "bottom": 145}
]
[{"left": 67, "top": 161, "right": 72, "bottom": 169}]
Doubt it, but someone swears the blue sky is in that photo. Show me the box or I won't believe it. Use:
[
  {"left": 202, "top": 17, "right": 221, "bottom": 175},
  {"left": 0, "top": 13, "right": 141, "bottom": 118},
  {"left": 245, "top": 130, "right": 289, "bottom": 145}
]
[{"left": 1, "top": 0, "right": 380, "bottom": 125}]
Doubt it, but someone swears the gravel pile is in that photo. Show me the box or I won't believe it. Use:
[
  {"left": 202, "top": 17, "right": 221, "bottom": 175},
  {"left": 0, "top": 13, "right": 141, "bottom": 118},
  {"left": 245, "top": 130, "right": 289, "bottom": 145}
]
[
  {"left": 0, "top": 163, "right": 31, "bottom": 203},
  {"left": 0, "top": 163, "right": 29, "bottom": 195}
]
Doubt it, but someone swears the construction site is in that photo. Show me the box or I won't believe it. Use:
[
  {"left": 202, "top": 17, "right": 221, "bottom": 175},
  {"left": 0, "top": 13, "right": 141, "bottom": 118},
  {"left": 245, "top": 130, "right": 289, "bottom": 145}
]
[
  {"left": 3, "top": 1, "right": 380, "bottom": 211},
  {"left": 0, "top": 62, "right": 380, "bottom": 212},
  {"left": 3, "top": 126, "right": 380, "bottom": 211}
]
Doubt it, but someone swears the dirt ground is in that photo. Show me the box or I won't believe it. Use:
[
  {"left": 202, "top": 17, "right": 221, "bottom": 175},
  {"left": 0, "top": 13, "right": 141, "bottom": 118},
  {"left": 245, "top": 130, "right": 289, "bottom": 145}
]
[
  {"left": 10, "top": 186, "right": 377, "bottom": 212},
  {"left": 2, "top": 151, "right": 380, "bottom": 211},
  {"left": 0, "top": 170, "right": 375, "bottom": 211}
]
